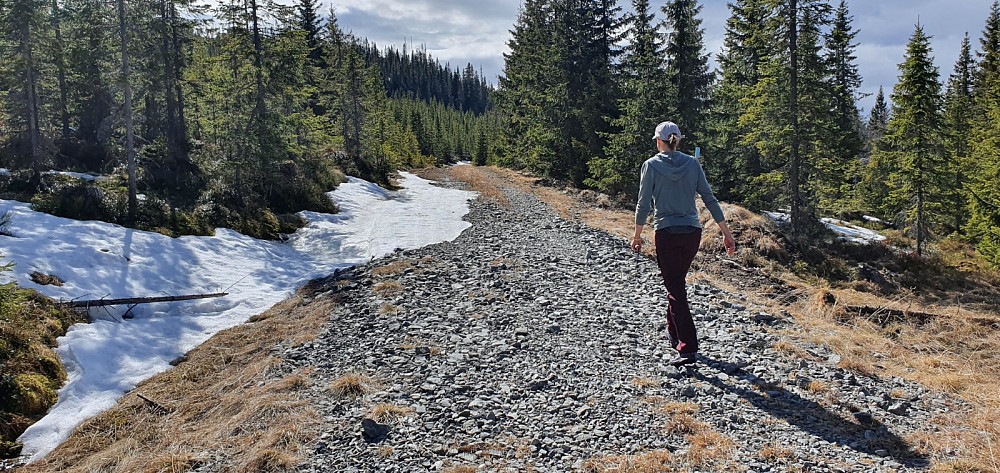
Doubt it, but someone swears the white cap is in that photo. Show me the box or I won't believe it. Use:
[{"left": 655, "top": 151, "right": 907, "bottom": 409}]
[{"left": 652, "top": 121, "right": 684, "bottom": 141}]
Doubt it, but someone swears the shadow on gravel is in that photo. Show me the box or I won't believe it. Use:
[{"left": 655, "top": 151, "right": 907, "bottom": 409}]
[{"left": 688, "top": 358, "right": 929, "bottom": 468}]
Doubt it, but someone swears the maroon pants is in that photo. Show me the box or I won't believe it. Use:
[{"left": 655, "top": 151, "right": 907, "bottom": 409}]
[{"left": 654, "top": 228, "right": 702, "bottom": 354}]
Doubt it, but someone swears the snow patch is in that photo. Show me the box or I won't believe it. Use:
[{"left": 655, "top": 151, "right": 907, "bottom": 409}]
[
  {"left": 762, "top": 211, "right": 887, "bottom": 244},
  {"left": 1, "top": 171, "right": 475, "bottom": 461}
]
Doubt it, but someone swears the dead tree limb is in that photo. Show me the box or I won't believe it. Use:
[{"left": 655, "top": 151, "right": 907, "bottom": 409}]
[{"left": 60, "top": 292, "right": 228, "bottom": 308}]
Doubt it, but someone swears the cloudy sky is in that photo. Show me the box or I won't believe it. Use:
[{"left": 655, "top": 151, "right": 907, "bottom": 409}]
[{"left": 328, "top": 0, "right": 995, "bottom": 114}]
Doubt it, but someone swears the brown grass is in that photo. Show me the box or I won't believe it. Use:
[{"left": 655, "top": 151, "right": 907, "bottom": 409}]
[
  {"left": 806, "top": 380, "right": 829, "bottom": 393},
  {"left": 372, "top": 260, "right": 414, "bottom": 278},
  {"left": 21, "top": 293, "right": 331, "bottom": 473},
  {"left": 368, "top": 404, "right": 414, "bottom": 423},
  {"left": 373, "top": 280, "right": 403, "bottom": 296},
  {"left": 581, "top": 450, "right": 675, "bottom": 472},
  {"left": 329, "top": 371, "right": 379, "bottom": 398},
  {"left": 664, "top": 414, "right": 708, "bottom": 436},
  {"left": 441, "top": 466, "right": 478, "bottom": 473},
  {"left": 631, "top": 377, "right": 661, "bottom": 389},
  {"left": 758, "top": 442, "right": 793, "bottom": 462},
  {"left": 685, "top": 430, "right": 735, "bottom": 467},
  {"left": 654, "top": 402, "right": 699, "bottom": 416}
]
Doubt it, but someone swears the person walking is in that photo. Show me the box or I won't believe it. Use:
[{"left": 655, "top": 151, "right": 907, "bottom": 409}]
[{"left": 631, "top": 121, "right": 736, "bottom": 366}]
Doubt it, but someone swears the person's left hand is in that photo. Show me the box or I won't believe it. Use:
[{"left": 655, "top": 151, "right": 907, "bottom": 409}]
[
  {"left": 631, "top": 236, "right": 642, "bottom": 253},
  {"left": 723, "top": 233, "right": 736, "bottom": 255}
]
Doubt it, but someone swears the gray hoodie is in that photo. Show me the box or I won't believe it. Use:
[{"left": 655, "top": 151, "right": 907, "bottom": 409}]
[{"left": 634, "top": 151, "right": 726, "bottom": 230}]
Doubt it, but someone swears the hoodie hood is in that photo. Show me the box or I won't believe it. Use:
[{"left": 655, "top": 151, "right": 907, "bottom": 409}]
[{"left": 646, "top": 151, "right": 698, "bottom": 182}]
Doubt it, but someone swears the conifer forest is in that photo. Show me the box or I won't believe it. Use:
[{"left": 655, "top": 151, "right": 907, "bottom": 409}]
[
  {"left": 1, "top": 0, "right": 1000, "bottom": 267},
  {"left": 499, "top": 0, "right": 1000, "bottom": 268}
]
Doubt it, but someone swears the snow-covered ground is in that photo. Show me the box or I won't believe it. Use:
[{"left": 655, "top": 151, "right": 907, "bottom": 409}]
[
  {"left": 0, "top": 171, "right": 476, "bottom": 462},
  {"left": 763, "top": 211, "right": 887, "bottom": 244}
]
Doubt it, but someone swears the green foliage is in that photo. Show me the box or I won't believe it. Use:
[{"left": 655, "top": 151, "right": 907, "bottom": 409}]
[
  {"left": 967, "top": 1, "right": 1000, "bottom": 268},
  {"left": 704, "top": 0, "right": 772, "bottom": 203},
  {"left": 588, "top": 0, "right": 669, "bottom": 197},
  {"left": 662, "top": 0, "right": 713, "bottom": 144},
  {"left": 872, "top": 24, "right": 946, "bottom": 256},
  {"left": 498, "top": 0, "right": 619, "bottom": 185}
]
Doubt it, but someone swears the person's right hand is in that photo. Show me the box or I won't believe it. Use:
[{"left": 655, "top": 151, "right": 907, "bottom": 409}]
[{"left": 631, "top": 237, "right": 642, "bottom": 253}]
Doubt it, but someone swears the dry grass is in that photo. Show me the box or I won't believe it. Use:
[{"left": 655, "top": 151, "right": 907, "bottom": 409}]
[
  {"left": 373, "top": 280, "right": 404, "bottom": 296},
  {"left": 806, "top": 380, "right": 829, "bottom": 393},
  {"left": 368, "top": 403, "right": 414, "bottom": 423},
  {"left": 664, "top": 414, "right": 708, "bottom": 436},
  {"left": 441, "top": 466, "right": 478, "bottom": 473},
  {"left": 21, "top": 293, "right": 331, "bottom": 473},
  {"left": 631, "top": 377, "right": 661, "bottom": 389},
  {"left": 581, "top": 450, "right": 675, "bottom": 472},
  {"left": 654, "top": 402, "right": 699, "bottom": 416},
  {"left": 758, "top": 442, "right": 793, "bottom": 462},
  {"left": 379, "top": 303, "right": 401, "bottom": 316},
  {"left": 329, "top": 371, "right": 379, "bottom": 398},
  {"left": 685, "top": 430, "right": 735, "bottom": 467},
  {"left": 372, "top": 260, "right": 414, "bottom": 278}
]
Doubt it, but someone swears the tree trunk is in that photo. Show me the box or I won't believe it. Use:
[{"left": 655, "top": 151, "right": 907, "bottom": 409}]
[
  {"left": 170, "top": 0, "right": 189, "bottom": 162},
  {"left": 118, "top": 0, "right": 138, "bottom": 219},
  {"left": 161, "top": 0, "right": 179, "bottom": 158},
  {"left": 250, "top": 0, "right": 265, "bottom": 121},
  {"left": 22, "top": 19, "right": 41, "bottom": 179},
  {"left": 52, "top": 0, "right": 71, "bottom": 147},
  {"left": 788, "top": 0, "right": 801, "bottom": 237}
]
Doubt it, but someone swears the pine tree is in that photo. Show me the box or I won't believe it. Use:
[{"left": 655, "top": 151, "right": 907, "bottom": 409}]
[
  {"left": 587, "top": 0, "right": 668, "bottom": 197},
  {"left": 662, "top": 0, "right": 712, "bottom": 143},
  {"left": 942, "top": 34, "right": 976, "bottom": 234},
  {"left": 873, "top": 24, "right": 946, "bottom": 256}
]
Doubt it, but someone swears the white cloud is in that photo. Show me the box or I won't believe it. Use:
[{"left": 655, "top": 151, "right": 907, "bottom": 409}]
[{"left": 327, "top": 0, "right": 995, "bottom": 110}]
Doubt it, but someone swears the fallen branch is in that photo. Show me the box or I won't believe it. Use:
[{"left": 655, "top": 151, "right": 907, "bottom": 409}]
[
  {"left": 60, "top": 292, "right": 228, "bottom": 308},
  {"left": 842, "top": 304, "right": 1000, "bottom": 329}
]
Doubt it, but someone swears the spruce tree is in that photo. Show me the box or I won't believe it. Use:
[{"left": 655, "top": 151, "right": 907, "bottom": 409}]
[
  {"left": 0, "top": 0, "right": 47, "bottom": 178},
  {"left": 867, "top": 86, "right": 889, "bottom": 146},
  {"left": 497, "top": 0, "right": 560, "bottom": 173},
  {"left": 967, "top": 1, "right": 1000, "bottom": 266},
  {"left": 662, "top": 0, "right": 712, "bottom": 143},
  {"left": 942, "top": 34, "right": 976, "bottom": 234},
  {"left": 819, "top": 0, "right": 863, "bottom": 213},
  {"left": 873, "top": 24, "right": 946, "bottom": 256},
  {"left": 587, "top": 0, "right": 669, "bottom": 197},
  {"left": 740, "top": 0, "right": 832, "bottom": 234},
  {"left": 704, "top": 0, "right": 770, "bottom": 202},
  {"left": 859, "top": 86, "right": 893, "bottom": 213}
]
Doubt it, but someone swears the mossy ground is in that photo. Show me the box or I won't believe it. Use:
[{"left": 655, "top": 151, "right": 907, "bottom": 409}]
[{"left": 0, "top": 281, "right": 85, "bottom": 459}]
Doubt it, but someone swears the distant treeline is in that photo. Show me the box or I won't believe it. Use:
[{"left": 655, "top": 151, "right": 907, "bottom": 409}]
[
  {"left": 0, "top": 0, "right": 498, "bottom": 238},
  {"left": 361, "top": 42, "right": 493, "bottom": 115},
  {"left": 496, "top": 0, "right": 1000, "bottom": 266}
]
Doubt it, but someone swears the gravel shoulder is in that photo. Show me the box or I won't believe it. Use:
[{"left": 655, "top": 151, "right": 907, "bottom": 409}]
[{"left": 284, "top": 173, "right": 962, "bottom": 472}]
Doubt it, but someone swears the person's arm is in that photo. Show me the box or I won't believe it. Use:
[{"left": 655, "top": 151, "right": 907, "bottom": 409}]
[
  {"left": 695, "top": 163, "right": 736, "bottom": 255},
  {"left": 632, "top": 161, "right": 653, "bottom": 252},
  {"left": 717, "top": 220, "right": 736, "bottom": 255}
]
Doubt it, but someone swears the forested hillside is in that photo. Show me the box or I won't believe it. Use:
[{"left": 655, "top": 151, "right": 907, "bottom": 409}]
[
  {"left": 0, "top": 0, "right": 497, "bottom": 239},
  {"left": 496, "top": 0, "right": 1000, "bottom": 268}
]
